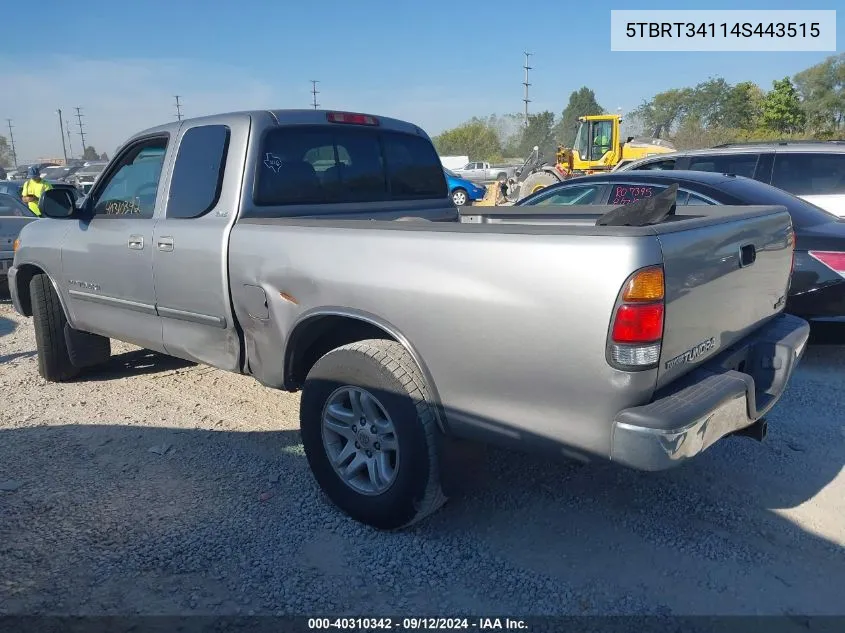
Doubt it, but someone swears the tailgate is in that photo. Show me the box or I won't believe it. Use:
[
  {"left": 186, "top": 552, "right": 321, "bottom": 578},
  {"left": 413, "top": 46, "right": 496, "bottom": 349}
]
[{"left": 655, "top": 208, "right": 793, "bottom": 389}]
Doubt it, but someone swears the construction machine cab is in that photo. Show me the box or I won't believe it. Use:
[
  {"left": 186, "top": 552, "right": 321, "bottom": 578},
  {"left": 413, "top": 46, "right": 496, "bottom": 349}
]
[{"left": 570, "top": 114, "right": 675, "bottom": 174}]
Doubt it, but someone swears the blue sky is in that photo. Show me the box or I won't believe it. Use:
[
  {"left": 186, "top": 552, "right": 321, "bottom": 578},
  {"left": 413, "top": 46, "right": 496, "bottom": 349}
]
[{"left": 1, "top": 0, "right": 841, "bottom": 160}]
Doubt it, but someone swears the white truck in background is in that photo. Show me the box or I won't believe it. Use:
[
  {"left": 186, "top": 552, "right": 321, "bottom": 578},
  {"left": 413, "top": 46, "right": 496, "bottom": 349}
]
[{"left": 439, "top": 155, "right": 469, "bottom": 171}]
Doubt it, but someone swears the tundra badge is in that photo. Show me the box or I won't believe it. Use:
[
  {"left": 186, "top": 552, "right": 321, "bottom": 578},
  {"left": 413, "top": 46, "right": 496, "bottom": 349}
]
[{"left": 665, "top": 337, "right": 717, "bottom": 370}]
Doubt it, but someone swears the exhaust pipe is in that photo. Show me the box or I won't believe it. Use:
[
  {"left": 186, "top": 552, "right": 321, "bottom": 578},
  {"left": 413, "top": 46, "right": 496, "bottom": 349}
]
[{"left": 732, "top": 418, "right": 768, "bottom": 442}]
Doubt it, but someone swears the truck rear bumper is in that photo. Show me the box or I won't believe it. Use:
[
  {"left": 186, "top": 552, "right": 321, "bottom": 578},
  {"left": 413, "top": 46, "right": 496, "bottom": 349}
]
[{"left": 610, "top": 313, "right": 810, "bottom": 471}]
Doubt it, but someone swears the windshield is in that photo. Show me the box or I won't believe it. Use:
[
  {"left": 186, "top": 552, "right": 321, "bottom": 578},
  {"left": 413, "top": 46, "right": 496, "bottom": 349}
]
[
  {"left": 724, "top": 178, "right": 839, "bottom": 228},
  {"left": 41, "top": 167, "right": 67, "bottom": 178},
  {"left": 78, "top": 164, "right": 106, "bottom": 175}
]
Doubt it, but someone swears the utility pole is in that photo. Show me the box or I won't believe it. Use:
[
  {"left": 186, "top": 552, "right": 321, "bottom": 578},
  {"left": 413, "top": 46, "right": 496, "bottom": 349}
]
[
  {"left": 74, "top": 107, "right": 87, "bottom": 156},
  {"left": 57, "top": 109, "right": 68, "bottom": 164},
  {"left": 6, "top": 119, "right": 18, "bottom": 168},
  {"left": 310, "top": 80, "right": 320, "bottom": 110},
  {"left": 66, "top": 119, "right": 75, "bottom": 159},
  {"left": 174, "top": 95, "right": 183, "bottom": 121},
  {"left": 522, "top": 52, "right": 532, "bottom": 127}
]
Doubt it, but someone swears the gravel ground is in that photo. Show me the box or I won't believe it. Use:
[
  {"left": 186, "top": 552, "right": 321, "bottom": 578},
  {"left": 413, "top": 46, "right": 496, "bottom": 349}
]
[{"left": 1, "top": 297, "right": 844, "bottom": 617}]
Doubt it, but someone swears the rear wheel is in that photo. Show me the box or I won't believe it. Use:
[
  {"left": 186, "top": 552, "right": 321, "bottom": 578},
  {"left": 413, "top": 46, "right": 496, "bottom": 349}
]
[
  {"left": 300, "top": 339, "right": 447, "bottom": 530},
  {"left": 517, "top": 171, "right": 561, "bottom": 201}
]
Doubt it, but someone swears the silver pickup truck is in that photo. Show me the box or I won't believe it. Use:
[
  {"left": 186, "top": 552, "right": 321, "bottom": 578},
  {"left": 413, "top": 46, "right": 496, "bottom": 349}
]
[
  {"left": 451, "top": 161, "right": 517, "bottom": 183},
  {"left": 9, "top": 109, "right": 809, "bottom": 530}
]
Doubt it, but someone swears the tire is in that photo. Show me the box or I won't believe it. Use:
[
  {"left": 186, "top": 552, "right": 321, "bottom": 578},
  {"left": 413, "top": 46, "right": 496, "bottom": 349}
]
[
  {"left": 300, "top": 339, "right": 447, "bottom": 530},
  {"left": 451, "top": 188, "right": 468, "bottom": 206},
  {"left": 517, "top": 171, "right": 561, "bottom": 201},
  {"left": 30, "top": 273, "right": 78, "bottom": 382}
]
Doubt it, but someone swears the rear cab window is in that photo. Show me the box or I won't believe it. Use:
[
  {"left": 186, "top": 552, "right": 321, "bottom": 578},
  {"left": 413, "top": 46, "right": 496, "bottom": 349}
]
[
  {"left": 253, "top": 126, "right": 447, "bottom": 207},
  {"left": 771, "top": 153, "right": 845, "bottom": 196}
]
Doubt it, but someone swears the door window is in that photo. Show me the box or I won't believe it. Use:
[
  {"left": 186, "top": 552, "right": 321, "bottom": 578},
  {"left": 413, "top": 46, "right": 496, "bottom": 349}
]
[
  {"left": 92, "top": 137, "right": 168, "bottom": 219},
  {"left": 528, "top": 184, "right": 603, "bottom": 206},
  {"left": 687, "top": 154, "right": 759, "bottom": 178},
  {"left": 591, "top": 120, "right": 613, "bottom": 159},
  {"left": 771, "top": 153, "right": 845, "bottom": 196}
]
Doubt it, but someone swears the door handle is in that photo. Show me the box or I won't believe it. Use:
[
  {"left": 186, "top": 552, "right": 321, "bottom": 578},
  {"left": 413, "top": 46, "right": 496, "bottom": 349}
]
[
  {"left": 128, "top": 235, "right": 144, "bottom": 250},
  {"left": 157, "top": 237, "right": 174, "bottom": 252}
]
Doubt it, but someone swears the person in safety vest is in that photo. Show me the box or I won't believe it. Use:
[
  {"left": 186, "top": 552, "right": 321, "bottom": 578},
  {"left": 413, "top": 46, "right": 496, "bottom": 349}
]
[{"left": 21, "top": 166, "right": 52, "bottom": 216}]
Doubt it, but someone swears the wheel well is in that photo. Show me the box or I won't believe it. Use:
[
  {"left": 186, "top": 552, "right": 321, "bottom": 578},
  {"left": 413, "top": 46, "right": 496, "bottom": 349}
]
[
  {"left": 11, "top": 264, "right": 44, "bottom": 316},
  {"left": 285, "top": 315, "right": 396, "bottom": 389}
]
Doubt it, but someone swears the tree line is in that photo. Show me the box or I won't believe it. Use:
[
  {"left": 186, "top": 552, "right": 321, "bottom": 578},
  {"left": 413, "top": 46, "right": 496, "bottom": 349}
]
[
  {"left": 432, "top": 53, "right": 845, "bottom": 163},
  {"left": 0, "top": 138, "right": 107, "bottom": 169}
]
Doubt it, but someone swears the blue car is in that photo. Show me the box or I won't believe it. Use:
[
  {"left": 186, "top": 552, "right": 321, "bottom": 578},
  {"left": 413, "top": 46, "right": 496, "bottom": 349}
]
[{"left": 444, "top": 168, "right": 486, "bottom": 206}]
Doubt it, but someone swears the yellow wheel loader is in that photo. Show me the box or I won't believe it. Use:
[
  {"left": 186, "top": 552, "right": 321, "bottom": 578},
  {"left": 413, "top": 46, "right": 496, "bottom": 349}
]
[{"left": 511, "top": 114, "right": 676, "bottom": 201}]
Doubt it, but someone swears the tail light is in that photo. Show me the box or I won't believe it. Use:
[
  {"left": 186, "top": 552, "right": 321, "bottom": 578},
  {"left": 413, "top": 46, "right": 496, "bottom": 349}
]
[
  {"left": 808, "top": 250, "right": 845, "bottom": 277},
  {"left": 608, "top": 265, "right": 665, "bottom": 369},
  {"left": 326, "top": 112, "right": 379, "bottom": 126}
]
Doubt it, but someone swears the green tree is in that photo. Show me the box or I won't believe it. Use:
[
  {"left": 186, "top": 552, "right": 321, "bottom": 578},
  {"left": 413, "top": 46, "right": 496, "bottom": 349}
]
[
  {"left": 555, "top": 87, "right": 604, "bottom": 146},
  {"left": 686, "top": 77, "right": 732, "bottom": 127},
  {"left": 761, "top": 77, "right": 806, "bottom": 134},
  {"left": 432, "top": 119, "right": 502, "bottom": 162},
  {"left": 99, "top": 152, "right": 109, "bottom": 161},
  {"left": 794, "top": 53, "right": 845, "bottom": 134},
  {"left": 632, "top": 88, "right": 694, "bottom": 136},
  {"left": 83, "top": 146, "right": 100, "bottom": 160},
  {"left": 512, "top": 111, "right": 557, "bottom": 159},
  {"left": 0, "top": 135, "right": 12, "bottom": 168},
  {"left": 721, "top": 81, "right": 765, "bottom": 131}
]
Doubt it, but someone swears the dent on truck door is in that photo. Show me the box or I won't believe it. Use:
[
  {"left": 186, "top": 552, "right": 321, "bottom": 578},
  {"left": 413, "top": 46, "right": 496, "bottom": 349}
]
[
  {"left": 60, "top": 136, "right": 170, "bottom": 351},
  {"left": 151, "top": 118, "right": 245, "bottom": 372}
]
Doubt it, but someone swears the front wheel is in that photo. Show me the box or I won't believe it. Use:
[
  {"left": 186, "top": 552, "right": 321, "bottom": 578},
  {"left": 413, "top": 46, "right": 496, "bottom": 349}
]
[
  {"left": 517, "top": 171, "right": 561, "bottom": 201},
  {"left": 300, "top": 339, "right": 447, "bottom": 530},
  {"left": 30, "top": 273, "right": 79, "bottom": 382},
  {"left": 451, "top": 188, "right": 468, "bottom": 206}
]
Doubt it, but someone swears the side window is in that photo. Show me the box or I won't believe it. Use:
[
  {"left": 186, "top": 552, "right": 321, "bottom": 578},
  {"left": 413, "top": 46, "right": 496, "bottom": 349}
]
[
  {"left": 166, "top": 125, "right": 230, "bottom": 219},
  {"left": 681, "top": 192, "right": 715, "bottom": 206},
  {"left": 635, "top": 159, "right": 676, "bottom": 171},
  {"left": 609, "top": 183, "right": 667, "bottom": 205},
  {"left": 771, "top": 153, "right": 845, "bottom": 196},
  {"left": 92, "top": 137, "right": 168, "bottom": 218},
  {"left": 687, "top": 154, "right": 758, "bottom": 178},
  {"left": 531, "top": 184, "right": 602, "bottom": 206}
]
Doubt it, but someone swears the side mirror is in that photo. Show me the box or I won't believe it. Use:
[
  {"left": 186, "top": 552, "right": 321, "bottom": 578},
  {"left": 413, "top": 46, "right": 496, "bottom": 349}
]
[{"left": 39, "top": 188, "right": 77, "bottom": 218}]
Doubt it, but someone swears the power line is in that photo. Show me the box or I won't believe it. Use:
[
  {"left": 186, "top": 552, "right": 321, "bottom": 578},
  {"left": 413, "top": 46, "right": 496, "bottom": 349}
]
[
  {"left": 174, "top": 95, "right": 183, "bottom": 121},
  {"left": 6, "top": 119, "right": 18, "bottom": 168},
  {"left": 310, "top": 80, "right": 320, "bottom": 110},
  {"left": 74, "top": 107, "right": 87, "bottom": 153},
  {"left": 522, "top": 52, "right": 532, "bottom": 127}
]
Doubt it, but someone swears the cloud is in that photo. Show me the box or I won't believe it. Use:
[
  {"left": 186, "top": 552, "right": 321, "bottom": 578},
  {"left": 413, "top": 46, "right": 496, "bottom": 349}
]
[{"left": 0, "top": 54, "right": 525, "bottom": 161}]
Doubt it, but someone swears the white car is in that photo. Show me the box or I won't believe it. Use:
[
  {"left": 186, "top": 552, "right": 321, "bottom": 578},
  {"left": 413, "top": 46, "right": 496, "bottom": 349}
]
[{"left": 614, "top": 142, "right": 845, "bottom": 217}]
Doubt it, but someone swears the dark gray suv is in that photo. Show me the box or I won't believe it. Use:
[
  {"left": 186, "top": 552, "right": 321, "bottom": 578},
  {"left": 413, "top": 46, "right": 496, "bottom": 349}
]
[{"left": 615, "top": 141, "right": 845, "bottom": 218}]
